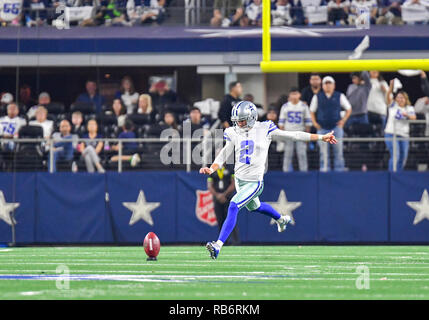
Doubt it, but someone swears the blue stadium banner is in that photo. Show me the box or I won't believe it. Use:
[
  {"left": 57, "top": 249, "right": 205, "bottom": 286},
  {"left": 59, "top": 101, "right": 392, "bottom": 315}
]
[
  {"left": 106, "top": 172, "right": 177, "bottom": 243},
  {"left": 390, "top": 172, "right": 429, "bottom": 242},
  {"left": 176, "top": 172, "right": 221, "bottom": 242},
  {"left": 245, "top": 172, "right": 319, "bottom": 242},
  {"left": 0, "top": 173, "right": 36, "bottom": 243},
  {"left": 35, "top": 173, "right": 106, "bottom": 243},
  {"left": 318, "top": 172, "right": 389, "bottom": 242}
]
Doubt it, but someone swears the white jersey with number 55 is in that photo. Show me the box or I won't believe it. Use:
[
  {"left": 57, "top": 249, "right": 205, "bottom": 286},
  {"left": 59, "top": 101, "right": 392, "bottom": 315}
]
[
  {"left": 214, "top": 120, "right": 313, "bottom": 182},
  {"left": 0, "top": 0, "right": 22, "bottom": 22}
]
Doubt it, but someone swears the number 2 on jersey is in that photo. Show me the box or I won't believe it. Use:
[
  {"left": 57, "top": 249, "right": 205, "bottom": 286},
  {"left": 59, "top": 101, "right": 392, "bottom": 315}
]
[{"left": 239, "top": 140, "right": 254, "bottom": 164}]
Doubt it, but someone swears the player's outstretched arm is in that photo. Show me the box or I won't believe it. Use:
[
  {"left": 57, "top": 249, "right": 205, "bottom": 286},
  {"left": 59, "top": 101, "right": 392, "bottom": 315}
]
[
  {"left": 311, "top": 131, "right": 337, "bottom": 144},
  {"left": 271, "top": 129, "right": 337, "bottom": 144}
]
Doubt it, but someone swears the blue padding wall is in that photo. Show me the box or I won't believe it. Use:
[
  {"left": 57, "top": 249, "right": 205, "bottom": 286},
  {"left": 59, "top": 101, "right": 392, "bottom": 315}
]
[{"left": 0, "top": 172, "right": 428, "bottom": 244}]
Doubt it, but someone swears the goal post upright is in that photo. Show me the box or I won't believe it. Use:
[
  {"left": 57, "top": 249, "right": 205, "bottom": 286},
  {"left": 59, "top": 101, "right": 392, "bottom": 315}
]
[{"left": 260, "top": 1, "right": 429, "bottom": 73}]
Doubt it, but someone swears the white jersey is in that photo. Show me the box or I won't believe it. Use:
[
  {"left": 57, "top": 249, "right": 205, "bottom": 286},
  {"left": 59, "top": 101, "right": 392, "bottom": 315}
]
[
  {"left": 0, "top": 0, "right": 22, "bottom": 22},
  {"left": 0, "top": 116, "right": 26, "bottom": 137},
  {"left": 384, "top": 103, "right": 416, "bottom": 137},
  {"left": 221, "top": 121, "right": 277, "bottom": 181},
  {"left": 279, "top": 101, "right": 312, "bottom": 131}
]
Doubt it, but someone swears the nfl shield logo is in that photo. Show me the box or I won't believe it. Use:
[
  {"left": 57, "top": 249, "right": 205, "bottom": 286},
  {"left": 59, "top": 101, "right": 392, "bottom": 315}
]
[{"left": 195, "top": 190, "right": 217, "bottom": 226}]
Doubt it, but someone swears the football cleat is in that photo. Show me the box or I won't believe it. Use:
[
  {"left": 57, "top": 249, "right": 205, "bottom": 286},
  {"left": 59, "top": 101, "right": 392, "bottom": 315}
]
[
  {"left": 275, "top": 215, "right": 292, "bottom": 233},
  {"left": 206, "top": 241, "right": 220, "bottom": 259}
]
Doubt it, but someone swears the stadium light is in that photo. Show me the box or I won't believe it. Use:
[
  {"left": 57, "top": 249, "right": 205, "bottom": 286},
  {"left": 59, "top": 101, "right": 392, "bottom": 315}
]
[{"left": 260, "top": 0, "right": 429, "bottom": 72}]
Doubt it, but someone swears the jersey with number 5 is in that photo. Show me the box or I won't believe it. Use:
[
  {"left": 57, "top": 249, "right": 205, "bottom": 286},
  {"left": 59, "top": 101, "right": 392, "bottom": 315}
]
[{"left": 223, "top": 121, "right": 277, "bottom": 182}]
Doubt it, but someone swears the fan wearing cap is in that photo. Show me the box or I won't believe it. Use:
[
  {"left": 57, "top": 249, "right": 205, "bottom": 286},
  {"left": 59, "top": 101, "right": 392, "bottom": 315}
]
[{"left": 310, "top": 76, "right": 352, "bottom": 171}]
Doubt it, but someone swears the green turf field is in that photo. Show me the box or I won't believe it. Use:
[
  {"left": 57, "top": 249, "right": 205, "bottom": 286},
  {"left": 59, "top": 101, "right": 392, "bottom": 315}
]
[{"left": 0, "top": 245, "right": 428, "bottom": 299}]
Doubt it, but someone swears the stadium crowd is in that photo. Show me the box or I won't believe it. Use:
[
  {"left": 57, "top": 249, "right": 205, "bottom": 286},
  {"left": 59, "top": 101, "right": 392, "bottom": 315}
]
[
  {"left": 1, "top": 71, "right": 429, "bottom": 172},
  {"left": 0, "top": 0, "right": 428, "bottom": 27}
]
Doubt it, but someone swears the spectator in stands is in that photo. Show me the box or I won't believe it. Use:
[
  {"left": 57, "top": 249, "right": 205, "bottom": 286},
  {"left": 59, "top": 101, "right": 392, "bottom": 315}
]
[
  {"left": 218, "top": 81, "right": 242, "bottom": 128},
  {"left": 136, "top": 93, "right": 156, "bottom": 121},
  {"left": 0, "top": 103, "right": 26, "bottom": 151},
  {"left": 376, "top": 0, "right": 404, "bottom": 25},
  {"left": 0, "top": 93, "right": 14, "bottom": 117},
  {"left": 301, "top": 73, "right": 322, "bottom": 106},
  {"left": 289, "top": 0, "right": 305, "bottom": 25},
  {"left": 49, "top": 119, "right": 74, "bottom": 173},
  {"left": 367, "top": 70, "right": 389, "bottom": 130},
  {"left": 77, "top": 119, "right": 105, "bottom": 173},
  {"left": 107, "top": 98, "right": 127, "bottom": 127},
  {"left": 126, "top": 0, "right": 166, "bottom": 25},
  {"left": 402, "top": 0, "right": 428, "bottom": 24},
  {"left": 76, "top": 80, "right": 106, "bottom": 114},
  {"left": 29, "top": 106, "right": 53, "bottom": 138},
  {"left": 310, "top": 76, "right": 352, "bottom": 171},
  {"left": 272, "top": 0, "right": 293, "bottom": 26},
  {"left": 23, "top": 0, "right": 50, "bottom": 27},
  {"left": 160, "top": 111, "right": 178, "bottom": 130},
  {"left": 327, "top": 0, "right": 350, "bottom": 25},
  {"left": 71, "top": 111, "right": 86, "bottom": 136},
  {"left": 348, "top": 0, "right": 378, "bottom": 25},
  {"left": 0, "top": 0, "right": 22, "bottom": 27},
  {"left": 183, "top": 106, "right": 210, "bottom": 135},
  {"left": 242, "top": 0, "right": 263, "bottom": 26},
  {"left": 27, "top": 92, "right": 51, "bottom": 119},
  {"left": 279, "top": 87, "right": 311, "bottom": 172},
  {"left": 19, "top": 84, "right": 37, "bottom": 112},
  {"left": 149, "top": 80, "right": 177, "bottom": 113},
  {"left": 416, "top": 71, "right": 429, "bottom": 136},
  {"left": 211, "top": 0, "right": 244, "bottom": 27},
  {"left": 384, "top": 81, "right": 416, "bottom": 171},
  {"left": 81, "top": 0, "right": 130, "bottom": 26},
  {"left": 115, "top": 76, "right": 139, "bottom": 114},
  {"left": 110, "top": 119, "right": 141, "bottom": 167},
  {"left": 345, "top": 71, "right": 371, "bottom": 128}
]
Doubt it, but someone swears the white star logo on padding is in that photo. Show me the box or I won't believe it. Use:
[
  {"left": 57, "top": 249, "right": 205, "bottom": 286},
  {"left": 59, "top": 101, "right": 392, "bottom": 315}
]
[
  {"left": 0, "top": 190, "right": 20, "bottom": 226},
  {"left": 122, "top": 190, "right": 161, "bottom": 226},
  {"left": 407, "top": 189, "right": 429, "bottom": 225},
  {"left": 267, "top": 190, "right": 301, "bottom": 226}
]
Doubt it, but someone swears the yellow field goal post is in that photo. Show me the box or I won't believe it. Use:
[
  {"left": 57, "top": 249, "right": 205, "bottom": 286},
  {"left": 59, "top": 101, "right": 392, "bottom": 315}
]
[{"left": 260, "top": 0, "right": 429, "bottom": 73}]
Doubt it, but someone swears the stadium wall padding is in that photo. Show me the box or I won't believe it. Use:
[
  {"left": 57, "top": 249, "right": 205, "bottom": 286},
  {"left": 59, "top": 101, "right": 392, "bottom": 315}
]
[{"left": 0, "top": 171, "right": 428, "bottom": 244}]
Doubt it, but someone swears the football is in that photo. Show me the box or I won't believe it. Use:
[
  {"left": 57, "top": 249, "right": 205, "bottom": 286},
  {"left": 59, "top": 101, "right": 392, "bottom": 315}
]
[{"left": 143, "top": 232, "right": 160, "bottom": 261}]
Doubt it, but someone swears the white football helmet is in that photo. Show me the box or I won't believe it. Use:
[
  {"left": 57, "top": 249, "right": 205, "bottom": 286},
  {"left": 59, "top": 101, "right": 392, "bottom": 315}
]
[{"left": 231, "top": 101, "right": 258, "bottom": 131}]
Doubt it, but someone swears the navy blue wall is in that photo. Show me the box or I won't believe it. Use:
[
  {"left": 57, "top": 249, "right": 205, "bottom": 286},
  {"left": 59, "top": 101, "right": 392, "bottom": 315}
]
[{"left": 0, "top": 172, "right": 428, "bottom": 244}]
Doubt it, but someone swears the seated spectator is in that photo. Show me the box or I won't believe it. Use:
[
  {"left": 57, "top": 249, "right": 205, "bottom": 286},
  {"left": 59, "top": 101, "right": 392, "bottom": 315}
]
[
  {"left": 348, "top": 0, "right": 378, "bottom": 25},
  {"left": 106, "top": 98, "right": 127, "bottom": 127},
  {"left": 160, "top": 111, "right": 178, "bottom": 130},
  {"left": 27, "top": 92, "right": 51, "bottom": 119},
  {"left": 0, "top": 103, "right": 26, "bottom": 151},
  {"left": 376, "top": 0, "right": 404, "bottom": 25},
  {"left": 0, "top": 93, "right": 14, "bottom": 116},
  {"left": 19, "top": 84, "right": 37, "bottom": 112},
  {"left": 183, "top": 107, "right": 210, "bottom": 135},
  {"left": 29, "top": 106, "right": 53, "bottom": 138},
  {"left": 289, "top": 0, "right": 305, "bottom": 25},
  {"left": 23, "top": 0, "right": 49, "bottom": 27},
  {"left": 76, "top": 79, "right": 106, "bottom": 114},
  {"left": 402, "top": 0, "right": 428, "bottom": 24},
  {"left": 77, "top": 119, "right": 105, "bottom": 173},
  {"left": 110, "top": 120, "right": 141, "bottom": 167},
  {"left": 243, "top": 93, "right": 265, "bottom": 118},
  {"left": 136, "top": 93, "right": 155, "bottom": 121},
  {"left": 272, "top": 0, "right": 293, "bottom": 26},
  {"left": 115, "top": 76, "right": 139, "bottom": 114},
  {"left": 149, "top": 80, "right": 177, "bottom": 113},
  {"left": 211, "top": 0, "right": 244, "bottom": 27},
  {"left": 49, "top": 119, "right": 74, "bottom": 173},
  {"left": 327, "top": 0, "right": 350, "bottom": 25},
  {"left": 242, "top": 0, "right": 263, "bottom": 26},
  {"left": 126, "top": 0, "right": 166, "bottom": 25},
  {"left": 0, "top": 0, "right": 22, "bottom": 27},
  {"left": 71, "top": 111, "right": 86, "bottom": 136},
  {"left": 81, "top": 0, "right": 131, "bottom": 26}
]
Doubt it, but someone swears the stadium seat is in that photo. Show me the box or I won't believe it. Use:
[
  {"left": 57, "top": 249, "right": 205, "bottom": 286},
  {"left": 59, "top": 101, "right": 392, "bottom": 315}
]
[{"left": 70, "top": 101, "right": 96, "bottom": 115}]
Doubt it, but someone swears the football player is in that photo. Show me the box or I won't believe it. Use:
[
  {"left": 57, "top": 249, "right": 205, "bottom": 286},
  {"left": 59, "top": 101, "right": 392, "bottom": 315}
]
[{"left": 200, "top": 101, "right": 337, "bottom": 259}]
